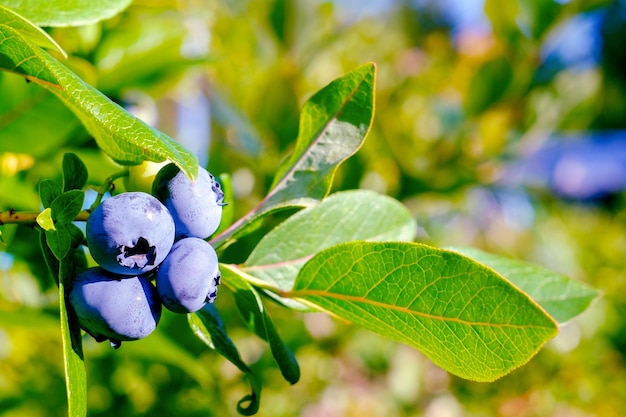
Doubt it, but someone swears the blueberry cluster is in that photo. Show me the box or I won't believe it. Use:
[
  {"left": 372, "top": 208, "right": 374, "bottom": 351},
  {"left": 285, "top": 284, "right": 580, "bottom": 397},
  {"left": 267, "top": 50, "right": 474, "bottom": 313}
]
[{"left": 69, "top": 164, "right": 224, "bottom": 348}]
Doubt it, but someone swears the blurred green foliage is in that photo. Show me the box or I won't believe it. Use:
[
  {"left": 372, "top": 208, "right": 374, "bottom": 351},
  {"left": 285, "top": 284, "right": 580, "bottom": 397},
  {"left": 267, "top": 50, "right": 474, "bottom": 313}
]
[{"left": 1, "top": 0, "right": 625, "bottom": 416}]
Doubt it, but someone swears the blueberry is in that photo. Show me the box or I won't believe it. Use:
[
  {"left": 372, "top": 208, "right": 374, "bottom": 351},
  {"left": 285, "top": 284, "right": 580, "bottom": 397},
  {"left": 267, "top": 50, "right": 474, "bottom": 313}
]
[
  {"left": 156, "top": 237, "right": 221, "bottom": 313},
  {"left": 69, "top": 267, "right": 162, "bottom": 348},
  {"left": 153, "top": 164, "right": 224, "bottom": 239},
  {"left": 86, "top": 192, "right": 175, "bottom": 275}
]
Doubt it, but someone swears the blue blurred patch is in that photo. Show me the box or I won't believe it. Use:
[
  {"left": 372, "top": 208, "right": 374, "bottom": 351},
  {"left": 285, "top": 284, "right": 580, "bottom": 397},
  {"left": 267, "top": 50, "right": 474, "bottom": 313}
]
[{"left": 505, "top": 131, "right": 626, "bottom": 201}]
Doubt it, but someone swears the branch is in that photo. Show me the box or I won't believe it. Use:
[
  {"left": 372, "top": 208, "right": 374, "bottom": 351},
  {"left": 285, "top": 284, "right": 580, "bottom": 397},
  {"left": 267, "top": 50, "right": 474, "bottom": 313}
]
[{"left": 0, "top": 209, "right": 90, "bottom": 226}]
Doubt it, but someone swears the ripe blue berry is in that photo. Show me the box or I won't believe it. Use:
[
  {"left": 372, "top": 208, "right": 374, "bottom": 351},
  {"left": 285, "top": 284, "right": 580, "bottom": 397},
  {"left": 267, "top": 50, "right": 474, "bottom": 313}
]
[
  {"left": 86, "top": 192, "right": 175, "bottom": 275},
  {"left": 69, "top": 267, "right": 162, "bottom": 348},
  {"left": 154, "top": 164, "right": 224, "bottom": 239},
  {"left": 156, "top": 237, "right": 221, "bottom": 313}
]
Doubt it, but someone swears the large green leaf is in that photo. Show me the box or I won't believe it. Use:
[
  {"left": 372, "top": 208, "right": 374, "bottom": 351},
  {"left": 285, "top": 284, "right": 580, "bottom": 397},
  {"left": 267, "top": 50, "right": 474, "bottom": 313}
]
[
  {"left": 221, "top": 264, "right": 300, "bottom": 385},
  {"left": 243, "top": 190, "right": 416, "bottom": 295},
  {"left": 0, "top": 9, "right": 198, "bottom": 179},
  {"left": 289, "top": 242, "right": 558, "bottom": 382},
  {"left": 189, "top": 305, "right": 262, "bottom": 415},
  {"left": 212, "top": 63, "right": 376, "bottom": 246},
  {"left": 0, "top": 5, "right": 66, "bottom": 56},
  {"left": 1, "top": 0, "right": 132, "bottom": 27},
  {"left": 447, "top": 247, "right": 601, "bottom": 324}
]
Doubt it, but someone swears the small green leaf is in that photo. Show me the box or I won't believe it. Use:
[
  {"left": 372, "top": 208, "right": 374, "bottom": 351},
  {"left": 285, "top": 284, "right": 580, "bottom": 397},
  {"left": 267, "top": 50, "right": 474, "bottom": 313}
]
[
  {"left": 62, "top": 153, "right": 88, "bottom": 192},
  {"left": 189, "top": 305, "right": 262, "bottom": 415},
  {"left": 50, "top": 190, "right": 84, "bottom": 225},
  {"left": 212, "top": 63, "right": 376, "bottom": 246},
  {"left": 446, "top": 247, "right": 601, "bottom": 324},
  {"left": 0, "top": 21, "right": 199, "bottom": 180},
  {"left": 67, "top": 223, "right": 85, "bottom": 249},
  {"left": 222, "top": 264, "right": 300, "bottom": 384},
  {"left": 0, "top": 5, "right": 66, "bottom": 57},
  {"left": 289, "top": 242, "right": 559, "bottom": 382},
  {"left": 2, "top": 0, "right": 132, "bottom": 27},
  {"left": 243, "top": 190, "right": 416, "bottom": 295},
  {"left": 58, "top": 250, "right": 87, "bottom": 417},
  {"left": 36, "top": 207, "right": 56, "bottom": 231},
  {"left": 39, "top": 179, "right": 63, "bottom": 208},
  {"left": 45, "top": 226, "right": 72, "bottom": 260},
  {"left": 39, "top": 229, "right": 59, "bottom": 282}
]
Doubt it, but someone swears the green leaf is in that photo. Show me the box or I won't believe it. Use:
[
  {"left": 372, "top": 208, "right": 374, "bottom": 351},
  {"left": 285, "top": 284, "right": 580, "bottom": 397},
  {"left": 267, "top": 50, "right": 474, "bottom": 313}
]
[
  {"left": 189, "top": 305, "right": 262, "bottom": 415},
  {"left": 38, "top": 239, "right": 88, "bottom": 416},
  {"left": 51, "top": 190, "right": 84, "bottom": 225},
  {"left": 212, "top": 63, "right": 376, "bottom": 246},
  {"left": 0, "top": 11, "right": 60, "bottom": 85},
  {"left": 36, "top": 207, "right": 56, "bottom": 231},
  {"left": 62, "top": 153, "right": 88, "bottom": 192},
  {"left": 39, "top": 179, "right": 62, "bottom": 208},
  {"left": 0, "top": 20, "right": 199, "bottom": 180},
  {"left": 67, "top": 222, "right": 85, "bottom": 247},
  {"left": 222, "top": 264, "right": 300, "bottom": 384},
  {"left": 289, "top": 242, "right": 559, "bottom": 382},
  {"left": 39, "top": 229, "right": 59, "bottom": 282},
  {"left": 0, "top": 5, "right": 66, "bottom": 57},
  {"left": 270, "top": 63, "right": 375, "bottom": 200},
  {"left": 45, "top": 227, "right": 71, "bottom": 260},
  {"left": 446, "top": 247, "right": 601, "bottom": 324},
  {"left": 244, "top": 190, "right": 416, "bottom": 294},
  {"left": 59, "top": 253, "right": 87, "bottom": 417},
  {"left": 1, "top": 0, "right": 132, "bottom": 27}
]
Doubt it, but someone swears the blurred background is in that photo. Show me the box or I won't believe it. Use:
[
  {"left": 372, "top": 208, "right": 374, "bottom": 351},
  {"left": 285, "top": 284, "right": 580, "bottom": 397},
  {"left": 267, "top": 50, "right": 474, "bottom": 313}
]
[{"left": 1, "top": 0, "right": 625, "bottom": 415}]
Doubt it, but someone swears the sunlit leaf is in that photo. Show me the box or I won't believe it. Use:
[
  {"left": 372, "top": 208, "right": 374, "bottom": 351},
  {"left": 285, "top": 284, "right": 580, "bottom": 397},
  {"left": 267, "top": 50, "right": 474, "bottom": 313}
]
[
  {"left": 36, "top": 207, "right": 55, "bottom": 231},
  {"left": 447, "top": 247, "right": 601, "bottom": 324},
  {"left": 0, "top": 17, "right": 199, "bottom": 179},
  {"left": 0, "top": 5, "right": 66, "bottom": 56},
  {"left": 243, "top": 190, "right": 416, "bottom": 308},
  {"left": 1, "top": 0, "right": 132, "bottom": 27},
  {"left": 212, "top": 63, "right": 376, "bottom": 246},
  {"left": 289, "top": 242, "right": 558, "bottom": 382}
]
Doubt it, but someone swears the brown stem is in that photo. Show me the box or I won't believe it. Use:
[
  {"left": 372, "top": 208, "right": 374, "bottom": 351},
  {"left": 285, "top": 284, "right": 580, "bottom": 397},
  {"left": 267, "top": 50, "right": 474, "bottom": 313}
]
[{"left": 0, "top": 209, "right": 90, "bottom": 226}]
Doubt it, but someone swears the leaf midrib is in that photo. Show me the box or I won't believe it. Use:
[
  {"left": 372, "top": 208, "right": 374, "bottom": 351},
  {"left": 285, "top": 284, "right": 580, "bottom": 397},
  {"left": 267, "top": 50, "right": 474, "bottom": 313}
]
[{"left": 287, "top": 289, "right": 556, "bottom": 330}]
